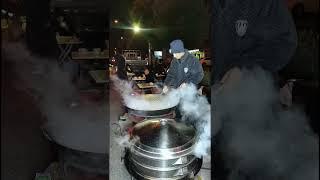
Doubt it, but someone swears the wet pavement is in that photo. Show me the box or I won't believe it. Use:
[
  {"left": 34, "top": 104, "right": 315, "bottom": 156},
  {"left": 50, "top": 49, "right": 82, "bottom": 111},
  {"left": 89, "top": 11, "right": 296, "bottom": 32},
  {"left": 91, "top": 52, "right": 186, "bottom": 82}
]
[{"left": 109, "top": 84, "right": 132, "bottom": 180}]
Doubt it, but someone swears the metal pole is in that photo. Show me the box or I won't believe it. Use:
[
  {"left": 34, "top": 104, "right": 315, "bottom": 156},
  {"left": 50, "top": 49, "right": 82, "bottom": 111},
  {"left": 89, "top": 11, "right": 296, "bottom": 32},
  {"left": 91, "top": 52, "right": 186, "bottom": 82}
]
[{"left": 148, "top": 41, "right": 151, "bottom": 66}]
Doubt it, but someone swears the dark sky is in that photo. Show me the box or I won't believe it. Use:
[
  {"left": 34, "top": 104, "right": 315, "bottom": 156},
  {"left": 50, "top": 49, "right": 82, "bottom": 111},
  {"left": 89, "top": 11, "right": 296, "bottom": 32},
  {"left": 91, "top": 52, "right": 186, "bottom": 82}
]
[
  {"left": 5, "top": 0, "right": 210, "bottom": 52},
  {"left": 111, "top": 0, "right": 210, "bottom": 51}
]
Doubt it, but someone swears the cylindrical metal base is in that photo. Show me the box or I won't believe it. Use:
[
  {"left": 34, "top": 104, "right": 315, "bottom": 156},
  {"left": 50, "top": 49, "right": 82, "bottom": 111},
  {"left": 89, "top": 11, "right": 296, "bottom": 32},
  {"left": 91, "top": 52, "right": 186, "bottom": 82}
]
[{"left": 124, "top": 149, "right": 202, "bottom": 180}]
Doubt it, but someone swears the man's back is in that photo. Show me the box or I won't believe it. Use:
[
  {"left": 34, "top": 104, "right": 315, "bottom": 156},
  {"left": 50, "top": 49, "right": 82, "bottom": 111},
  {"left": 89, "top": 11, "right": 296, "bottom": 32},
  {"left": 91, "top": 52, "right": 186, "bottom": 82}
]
[{"left": 211, "top": 0, "right": 297, "bottom": 83}]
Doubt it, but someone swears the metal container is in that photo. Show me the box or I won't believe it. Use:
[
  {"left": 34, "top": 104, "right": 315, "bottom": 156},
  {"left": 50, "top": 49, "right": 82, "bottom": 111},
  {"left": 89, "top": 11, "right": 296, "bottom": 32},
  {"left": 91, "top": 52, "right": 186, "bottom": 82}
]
[
  {"left": 125, "top": 119, "right": 202, "bottom": 179},
  {"left": 125, "top": 94, "right": 179, "bottom": 113}
]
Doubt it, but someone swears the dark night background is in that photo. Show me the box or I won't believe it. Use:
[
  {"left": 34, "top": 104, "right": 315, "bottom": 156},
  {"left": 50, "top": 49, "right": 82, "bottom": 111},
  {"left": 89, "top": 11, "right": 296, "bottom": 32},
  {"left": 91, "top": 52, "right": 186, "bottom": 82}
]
[{"left": 111, "top": 0, "right": 210, "bottom": 52}]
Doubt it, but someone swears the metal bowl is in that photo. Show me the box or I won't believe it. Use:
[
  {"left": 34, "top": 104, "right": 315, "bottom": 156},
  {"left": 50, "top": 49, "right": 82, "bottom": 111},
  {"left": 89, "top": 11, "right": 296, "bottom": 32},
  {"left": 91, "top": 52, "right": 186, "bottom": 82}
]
[{"left": 125, "top": 94, "right": 179, "bottom": 111}]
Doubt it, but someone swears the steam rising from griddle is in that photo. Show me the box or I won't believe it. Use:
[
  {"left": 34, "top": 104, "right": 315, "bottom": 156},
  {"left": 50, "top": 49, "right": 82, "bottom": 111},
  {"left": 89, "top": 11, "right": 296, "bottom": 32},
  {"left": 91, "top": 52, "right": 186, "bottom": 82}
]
[
  {"left": 115, "top": 134, "right": 139, "bottom": 150},
  {"left": 111, "top": 76, "right": 212, "bottom": 159},
  {"left": 214, "top": 67, "right": 319, "bottom": 180},
  {"left": 3, "top": 42, "right": 108, "bottom": 153},
  {"left": 111, "top": 75, "right": 180, "bottom": 111}
]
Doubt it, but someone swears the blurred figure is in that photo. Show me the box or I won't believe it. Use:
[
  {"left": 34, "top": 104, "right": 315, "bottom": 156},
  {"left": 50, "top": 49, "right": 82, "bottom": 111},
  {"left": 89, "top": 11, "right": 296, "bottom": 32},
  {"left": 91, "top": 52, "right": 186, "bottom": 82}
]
[
  {"left": 155, "top": 59, "right": 166, "bottom": 75},
  {"left": 3, "top": 16, "right": 24, "bottom": 42},
  {"left": 52, "top": 8, "right": 76, "bottom": 37},
  {"left": 200, "top": 57, "right": 207, "bottom": 66},
  {"left": 54, "top": 16, "right": 75, "bottom": 36},
  {"left": 211, "top": 0, "right": 297, "bottom": 87},
  {"left": 25, "top": 0, "right": 57, "bottom": 57},
  {"left": 211, "top": 0, "right": 298, "bottom": 179},
  {"left": 126, "top": 64, "right": 133, "bottom": 73},
  {"left": 114, "top": 49, "right": 127, "bottom": 80},
  {"left": 142, "top": 66, "right": 155, "bottom": 83}
]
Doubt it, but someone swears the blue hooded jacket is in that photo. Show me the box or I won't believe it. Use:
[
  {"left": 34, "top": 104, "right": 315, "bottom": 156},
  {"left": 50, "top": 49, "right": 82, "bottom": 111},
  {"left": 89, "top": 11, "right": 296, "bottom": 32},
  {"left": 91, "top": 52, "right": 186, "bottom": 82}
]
[
  {"left": 211, "top": 0, "right": 298, "bottom": 83},
  {"left": 164, "top": 50, "right": 204, "bottom": 88}
]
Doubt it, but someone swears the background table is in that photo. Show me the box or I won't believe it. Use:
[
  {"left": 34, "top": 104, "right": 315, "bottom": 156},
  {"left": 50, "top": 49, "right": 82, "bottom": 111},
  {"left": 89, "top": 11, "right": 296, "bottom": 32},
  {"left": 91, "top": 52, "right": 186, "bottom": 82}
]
[
  {"left": 136, "top": 83, "right": 156, "bottom": 89},
  {"left": 131, "top": 77, "right": 146, "bottom": 81}
]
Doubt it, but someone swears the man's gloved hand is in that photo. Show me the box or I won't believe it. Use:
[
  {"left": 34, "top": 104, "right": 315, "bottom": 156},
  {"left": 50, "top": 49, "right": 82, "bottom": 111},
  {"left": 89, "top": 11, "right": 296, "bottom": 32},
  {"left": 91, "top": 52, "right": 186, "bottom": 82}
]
[
  {"left": 198, "top": 86, "right": 204, "bottom": 95},
  {"left": 179, "top": 83, "right": 187, "bottom": 89},
  {"left": 162, "top": 85, "right": 169, "bottom": 94}
]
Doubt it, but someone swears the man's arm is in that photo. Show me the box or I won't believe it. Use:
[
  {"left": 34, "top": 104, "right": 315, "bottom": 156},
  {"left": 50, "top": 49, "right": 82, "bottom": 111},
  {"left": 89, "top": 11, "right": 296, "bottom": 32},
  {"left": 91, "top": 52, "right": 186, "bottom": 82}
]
[
  {"left": 187, "top": 56, "right": 204, "bottom": 85},
  {"left": 164, "top": 60, "right": 177, "bottom": 87},
  {"left": 232, "top": 0, "right": 297, "bottom": 72}
]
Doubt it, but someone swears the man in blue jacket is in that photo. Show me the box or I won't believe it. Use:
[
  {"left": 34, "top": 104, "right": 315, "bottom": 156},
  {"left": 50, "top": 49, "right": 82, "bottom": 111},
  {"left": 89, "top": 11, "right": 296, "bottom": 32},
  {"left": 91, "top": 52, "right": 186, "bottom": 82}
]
[
  {"left": 211, "top": 0, "right": 298, "bottom": 179},
  {"left": 211, "top": 0, "right": 297, "bottom": 86},
  {"left": 163, "top": 39, "right": 204, "bottom": 93}
]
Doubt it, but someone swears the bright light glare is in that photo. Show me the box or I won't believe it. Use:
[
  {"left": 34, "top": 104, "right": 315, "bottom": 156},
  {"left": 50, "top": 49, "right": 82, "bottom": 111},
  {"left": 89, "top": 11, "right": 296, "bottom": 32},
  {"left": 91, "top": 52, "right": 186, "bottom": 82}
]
[{"left": 133, "top": 25, "right": 141, "bottom": 33}]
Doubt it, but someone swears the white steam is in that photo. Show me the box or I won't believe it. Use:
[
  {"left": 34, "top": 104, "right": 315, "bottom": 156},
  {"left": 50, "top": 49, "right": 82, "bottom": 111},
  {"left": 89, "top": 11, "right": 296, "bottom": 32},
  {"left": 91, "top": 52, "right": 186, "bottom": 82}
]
[
  {"left": 111, "top": 75, "right": 180, "bottom": 110},
  {"left": 111, "top": 77, "right": 212, "bottom": 159},
  {"left": 178, "top": 84, "right": 211, "bottom": 159},
  {"left": 115, "top": 134, "right": 141, "bottom": 150},
  {"left": 214, "top": 67, "right": 318, "bottom": 179},
  {"left": 115, "top": 134, "right": 131, "bottom": 147},
  {"left": 2, "top": 42, "right": 108, "bottom": 154}
]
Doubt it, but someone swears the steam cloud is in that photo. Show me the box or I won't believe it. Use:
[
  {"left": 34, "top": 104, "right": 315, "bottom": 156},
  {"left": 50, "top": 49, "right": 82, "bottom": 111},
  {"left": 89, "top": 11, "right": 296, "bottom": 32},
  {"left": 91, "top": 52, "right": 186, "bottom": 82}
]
[
  {"left": 111, "top": 75, "right": 180, "bottom": 110},
  {"left": 178, "top": 85, "right": 211, "bottom": 159},
  {"left": 111, "top": 76, "right": 212, "bottom": 159},
  {"left": 213, "top": 67, "right": 318, "bottom": 179},
  {"left": 2, "top": 42, "right": 108, "bottom": 154}
]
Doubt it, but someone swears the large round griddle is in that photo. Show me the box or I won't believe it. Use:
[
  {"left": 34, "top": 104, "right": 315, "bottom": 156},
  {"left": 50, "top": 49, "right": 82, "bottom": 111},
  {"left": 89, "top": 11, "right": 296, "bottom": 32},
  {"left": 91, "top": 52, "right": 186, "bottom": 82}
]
[{"left": 125, "top": 94, "right": 179, "bottom": 117}]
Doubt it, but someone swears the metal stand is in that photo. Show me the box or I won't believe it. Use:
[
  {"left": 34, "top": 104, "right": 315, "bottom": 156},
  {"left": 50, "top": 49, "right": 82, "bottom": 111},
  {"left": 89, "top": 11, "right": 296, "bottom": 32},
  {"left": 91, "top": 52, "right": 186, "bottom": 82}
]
[{"left": 58, "top": 44, "right": 73, "bottom": 65}]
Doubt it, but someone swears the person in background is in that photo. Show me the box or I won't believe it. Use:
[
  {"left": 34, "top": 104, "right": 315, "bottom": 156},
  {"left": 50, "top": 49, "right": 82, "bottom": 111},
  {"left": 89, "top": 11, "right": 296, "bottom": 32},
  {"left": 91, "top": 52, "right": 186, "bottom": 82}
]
[
  {"left": 156, "top": 59, "right": 166, "bottom": 75},
  {"left": 126, "top": 64, "right": 133, "bottom": 73},
  {"left": 200, "top": 57, "right": 206, "bottom": 66},
  {"left": 198, "top": 63, "right": 211, "bottom": 98},
  {"left": 114, "top": 49, "right": 128, "bottom": 80},
  {"left": 53, "top": 9, "right": 76, "bottom": 37},
  {"left": 162, "top": 39, "right": 204, "bottom": 93},
  {"left": 142, "top": 66, "right": 155, "bottom": 83},
  {"left": 115, "top": 48, "right": 130, "bottom": 120}
]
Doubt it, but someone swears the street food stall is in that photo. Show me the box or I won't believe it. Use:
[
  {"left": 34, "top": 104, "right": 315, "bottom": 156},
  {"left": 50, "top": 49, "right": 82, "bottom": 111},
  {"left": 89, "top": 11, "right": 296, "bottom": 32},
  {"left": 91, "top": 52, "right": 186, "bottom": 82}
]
[{"left": 109, "top": 86, "right": 211, "bottom": 179}]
